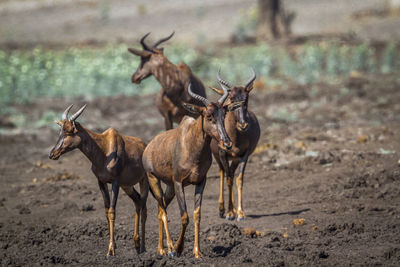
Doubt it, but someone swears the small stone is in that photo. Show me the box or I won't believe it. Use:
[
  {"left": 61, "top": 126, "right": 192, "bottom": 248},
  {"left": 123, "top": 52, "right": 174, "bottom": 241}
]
[
  {"left": 293, "top": 218, "right": 306, "bottom": 226},
  {"left": 207, "top": 235, "right": 216, "bottom": 241},
  {"left": 357, "top": 135, "right": 368, "bottom": 143}
]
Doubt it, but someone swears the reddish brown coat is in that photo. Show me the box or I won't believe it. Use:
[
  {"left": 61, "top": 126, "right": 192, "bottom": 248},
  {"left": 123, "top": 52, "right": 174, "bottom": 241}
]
[{"left": 128, "top": 32, "right": 206, "bottom": 130}]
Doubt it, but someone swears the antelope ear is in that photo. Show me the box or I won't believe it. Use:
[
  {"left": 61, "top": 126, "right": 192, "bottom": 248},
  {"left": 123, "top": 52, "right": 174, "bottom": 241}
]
[
  {"left": 209, "top": 86, "right": 225, "bottom": 95},
  {"left": 54, "top": 120, "right": 62, "bottom": 127},
  {"left": 128, "top": 48, "right": 152, "bottom": 57},
  {"left": 157, "top": 47, "right": 164, "bottom": 54},
  {"left": 182, "top": 102, "right": 203, "bottom": 114},
  {"left": 226, "top": 101, "right": 244, "bottom": 112}
]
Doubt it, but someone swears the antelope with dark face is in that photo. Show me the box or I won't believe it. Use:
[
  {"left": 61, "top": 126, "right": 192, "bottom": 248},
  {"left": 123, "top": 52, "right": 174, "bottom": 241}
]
[
  {"left": 128, "top": 32, "right": 207, "bottom": 130},
  {"left": 210, "top": 68, "right": 260, "bottom": 221},
  {"left": 142, "top": 83, "right": 242, "bottom": 258},
  {"left": 49, "top": 104, "right": 149, "bottom": 258}
]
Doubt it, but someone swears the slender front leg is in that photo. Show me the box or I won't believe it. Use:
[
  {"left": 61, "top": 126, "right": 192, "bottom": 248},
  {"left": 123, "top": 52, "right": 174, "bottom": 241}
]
[
  {"left": 107, "top": 176, "right": 120, "bottom": 258},
  {"left": 193, "top": 178, "right": 206, "bottom": 258},
  {"left": 147, "top": 172, "right": 175, "bottom": 257},
  {"left": 156, "top": 184, "right": 175, "bottom": 256},
  {"left": 121, "top": 186, "right": 142, "bottom": 253},
  {"left": 236, "top": 153, "right": 249, "bottom": 221},
  {"left": 98, "top": 181, "right": 112, "bottom": 254},
  {"left": 226, "top": 161, "right": 239, "bottom": 221},
  {"left": 173, "top": 181, "right": 188, "bottom": 256},
  {"left": 218, "top": 168, "right": 225, "bottom": 218},
  {"left": 218, "top": 149, "right": 232, "bottom": 220},
  {"left": 139, "top": 178, "right": 149, "bottom": 254}
]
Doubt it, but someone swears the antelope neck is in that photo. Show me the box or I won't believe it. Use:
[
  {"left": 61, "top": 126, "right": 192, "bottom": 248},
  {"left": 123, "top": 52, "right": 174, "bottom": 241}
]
[
  {"left": 76, "top": 124, "right": 106, "bottom": 163},
  {"left": 152, "top": 60, "right": 182, "bottom": 93},
  {"left": 184, "top": 116, "right": 212, "bottom": 157}
]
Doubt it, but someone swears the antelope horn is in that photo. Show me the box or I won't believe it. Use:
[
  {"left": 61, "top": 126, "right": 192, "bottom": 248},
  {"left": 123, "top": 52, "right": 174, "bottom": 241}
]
[
  {"left": 153, "top": 31, "right": 175, "bottom": 48},
  {"left": 217, "top": 82, "right": 229, "bottom": 104},
  {"left": 140, "top": 32, "right": 153, "bottom": 52},
  {"left": 62, "top": 104, "right": 74, "bottom": 120},
  {"left": 217, "top": 68, "right": 233, "bottom": 91},
  {"left": 216, "top": 69, "right": 230, "bottom": 104},
  {"left": 244, "top": 67, "right": 257, "bottom": 89},
  {"left": 69, "top": 104, "right": 87, "bottom": 122},
  {"left": 188, "top": 83, "right": 210, "bottom": 106}
]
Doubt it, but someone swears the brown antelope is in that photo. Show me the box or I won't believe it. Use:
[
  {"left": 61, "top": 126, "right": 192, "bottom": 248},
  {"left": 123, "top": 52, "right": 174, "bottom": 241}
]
[
  {"left": 210, "top": 68, "right": 260, "bottom": 221},
  {"left": 142, "top": 83, "right": 243, "bottom": 258},
  {"left": 48, "top": 104, "right": 149, "bottom": 258},
  {"left": 128, "top": 32, "right": 207, "bottom": 130}
]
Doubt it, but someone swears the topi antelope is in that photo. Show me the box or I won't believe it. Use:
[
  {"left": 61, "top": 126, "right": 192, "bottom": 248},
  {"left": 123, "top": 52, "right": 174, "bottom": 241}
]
[
  {"left": 210, "top": 68, "right": 260, "bottom": 221},
  {"left": 128, "top": 32, "right": 207, "bottom": 130},
  {"left": 49, "top": 104, "right": 149, "bottom": 258},
  {"left": 142, "top": 83, "right": 243, "bottom": 258}
]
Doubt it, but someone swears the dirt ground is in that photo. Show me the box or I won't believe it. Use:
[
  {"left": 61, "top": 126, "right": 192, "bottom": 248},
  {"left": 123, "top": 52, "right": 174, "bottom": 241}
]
[
  {"left": 1, "top": 0, "right": 400, "bottom": 266},
  {"left": 0, "top": 72, "right": 400, "bottom": 266}
]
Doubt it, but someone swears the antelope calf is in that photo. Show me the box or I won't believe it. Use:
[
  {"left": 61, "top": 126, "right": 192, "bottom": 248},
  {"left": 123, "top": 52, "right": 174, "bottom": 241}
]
[
  {"left": 128, "top": 32, "right": 207, "bottom": 130},
  {"left": 49, "top": 104, "right": 149, "bottom": 258},
  {"left": 210, "top": 68, "right": 260, "bottom": 221},
  {"left": 142, "top": 83, "right": 242, "bottom": 258}
]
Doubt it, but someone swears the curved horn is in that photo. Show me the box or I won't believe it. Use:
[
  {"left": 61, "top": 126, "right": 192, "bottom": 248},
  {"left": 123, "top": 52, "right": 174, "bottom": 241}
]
[
  {"left": 140, "top": 32, "right": 153, "bottom": 51},
  {"left": 62, "top": 104, "right": 74, "bottom": 120},
  {"left": 188, "top": 83, "right": 210, "bottom": 106},
  {"left": 244, "top": 67, "right": 257, "bottom": 89},
  {"left": 217, "top": 82, "right": 229, "bottom": 104},
  {"left": 217, "top": 68, "right": 233, "bottom": 91},
  {"left": 153, "top": 31, "right": 175, "bottom": 48},
  {"left": 69, "top": 104, "right": 87, "bottom": 122}
]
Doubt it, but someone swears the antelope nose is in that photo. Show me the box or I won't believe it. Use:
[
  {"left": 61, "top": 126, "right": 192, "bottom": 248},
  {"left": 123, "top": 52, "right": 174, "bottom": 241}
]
[
  {"left": 49, "top": 151, "right": 54, "bottom": 159},
  {"left": 223, "top": 141, "right": 233, "bottom": 150},
  {"left": 237, "top": 122, "right": 249, "bottom": 131}
]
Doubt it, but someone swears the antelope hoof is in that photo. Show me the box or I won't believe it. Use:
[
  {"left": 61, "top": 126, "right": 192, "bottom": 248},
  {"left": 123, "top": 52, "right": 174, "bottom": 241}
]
[
  {"left": 237, "top": 210, "right": 246, "bottom": 221},
  {"left": 107, "top": 242, "right": 116, "bottom": 258},
  {"left": 219, "top": 210, "right": 225, "bottom": 218},
  {"left": 168, "top": 251, "right": 177, "bottom": 258},
  {"left": 225, "top": 213, "right": 236, "bottom": 221},
  {"left": 134, "top": 237, "right": 140, "bottom": 253},
  {"left": 194, "top": 251, "right": 202, "bottom": 258},
  {"left": 157, "top": 248, "right": 166, "bottom": 256}
]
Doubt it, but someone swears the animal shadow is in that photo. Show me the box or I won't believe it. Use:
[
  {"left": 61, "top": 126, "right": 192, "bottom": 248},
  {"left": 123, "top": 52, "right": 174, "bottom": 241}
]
[{"left": 247, "top": 208, "right": 310, "bottom": 219}]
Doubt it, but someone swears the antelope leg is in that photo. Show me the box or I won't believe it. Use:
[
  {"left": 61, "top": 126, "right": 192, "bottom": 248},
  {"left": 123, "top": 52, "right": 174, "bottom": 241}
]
[
  {"left": 193, "top": 178, "right": 206, "bottom": 258},
  {"left": 236, "top": 152, "right": 249, "bottom": 221},
  {"left": 98, "top": 181, "right": 112, "bottom": 257},
  {"left": 173, "top": 181, "right": 188, "bottom": 256},
  {"left": 121, "top": 186, "right": 141, "bottom": 253},
  {"left": 106, "top": 176, "right": 120, "bottom": 258},
  {"left": 147, "top": 172, "right": 175, "bottom": 257},
  {"left": 226, "top": 161, "right": 239, "bottom": 221}
]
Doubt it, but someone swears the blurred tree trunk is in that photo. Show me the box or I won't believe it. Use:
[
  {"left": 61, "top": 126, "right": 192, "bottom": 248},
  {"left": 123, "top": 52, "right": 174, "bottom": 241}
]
[{"left": 257, "top": 0, "right": 291, "bottom": 40}]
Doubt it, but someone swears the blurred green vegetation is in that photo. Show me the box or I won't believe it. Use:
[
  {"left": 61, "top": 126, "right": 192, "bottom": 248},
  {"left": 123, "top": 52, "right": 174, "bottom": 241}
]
[{"left": 0, "top": 42, "right": 399, "bottom": 114}]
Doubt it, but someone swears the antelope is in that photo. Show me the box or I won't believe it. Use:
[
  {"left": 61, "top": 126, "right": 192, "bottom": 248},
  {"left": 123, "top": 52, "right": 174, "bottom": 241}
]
[
  {"left": 210, "top": 68, "right": 260, "bottom": 221},
  {"left": 141, "top": 83, "right": 243, "bottom": 258},
  {"left": 128, "top": 32, "right": 207, "bottom": 130},
  {"left": 48, "top": 104, "right": 149, "bottom": 258}
]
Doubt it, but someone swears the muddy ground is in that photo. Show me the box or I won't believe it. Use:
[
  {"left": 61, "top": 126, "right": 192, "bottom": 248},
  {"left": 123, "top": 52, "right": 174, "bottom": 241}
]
[{"left": 0, "top": 72, "right": 399, "bottom": 266}]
